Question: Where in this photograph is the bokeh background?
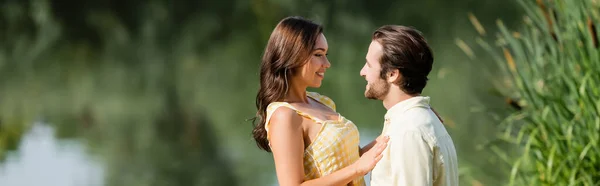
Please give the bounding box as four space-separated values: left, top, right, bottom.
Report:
1 0 598 185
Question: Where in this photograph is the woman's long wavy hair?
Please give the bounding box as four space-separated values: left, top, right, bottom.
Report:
252 16 323 152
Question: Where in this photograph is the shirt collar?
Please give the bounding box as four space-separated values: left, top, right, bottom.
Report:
384 96 431 120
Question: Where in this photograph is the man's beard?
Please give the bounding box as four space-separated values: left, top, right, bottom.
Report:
364 78 390 100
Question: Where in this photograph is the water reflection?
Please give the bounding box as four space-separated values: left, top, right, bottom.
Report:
0 123 104 186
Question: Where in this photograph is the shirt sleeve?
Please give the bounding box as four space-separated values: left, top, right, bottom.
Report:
388 130 434 186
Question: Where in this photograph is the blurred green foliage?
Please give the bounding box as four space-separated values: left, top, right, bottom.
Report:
0 0 532 185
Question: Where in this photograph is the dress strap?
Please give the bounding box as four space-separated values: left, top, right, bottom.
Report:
307 92 336 111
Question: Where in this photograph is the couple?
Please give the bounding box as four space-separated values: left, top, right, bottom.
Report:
252 16 459 186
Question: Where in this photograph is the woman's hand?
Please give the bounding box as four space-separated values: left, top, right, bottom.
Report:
359 135 390 156
352 136 389 175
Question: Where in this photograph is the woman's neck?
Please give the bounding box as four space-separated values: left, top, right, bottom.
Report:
283 83 308 103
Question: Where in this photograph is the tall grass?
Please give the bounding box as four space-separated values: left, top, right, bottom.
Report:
465 0 600 185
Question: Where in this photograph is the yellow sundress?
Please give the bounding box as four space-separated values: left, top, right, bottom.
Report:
265 92 365 186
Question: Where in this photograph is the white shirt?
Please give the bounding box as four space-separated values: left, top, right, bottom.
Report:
370 96 459 186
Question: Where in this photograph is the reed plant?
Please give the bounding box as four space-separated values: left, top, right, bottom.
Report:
462 0 600 185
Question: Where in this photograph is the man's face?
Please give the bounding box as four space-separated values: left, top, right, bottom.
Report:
360 41 390 100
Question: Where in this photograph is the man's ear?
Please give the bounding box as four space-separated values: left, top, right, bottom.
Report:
387 69 401 83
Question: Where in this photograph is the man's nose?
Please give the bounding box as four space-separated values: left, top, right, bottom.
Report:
359 66 366 77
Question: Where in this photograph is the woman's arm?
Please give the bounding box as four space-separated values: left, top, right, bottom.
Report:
269 107 388 186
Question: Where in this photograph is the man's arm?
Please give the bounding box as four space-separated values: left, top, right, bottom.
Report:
389 130 434 186
359 135 387 156
431 107 444 124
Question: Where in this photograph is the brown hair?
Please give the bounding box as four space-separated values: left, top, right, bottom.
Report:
372 25 433 95
252 16 323 152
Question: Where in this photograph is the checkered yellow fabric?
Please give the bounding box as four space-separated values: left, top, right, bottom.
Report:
265 92 365 186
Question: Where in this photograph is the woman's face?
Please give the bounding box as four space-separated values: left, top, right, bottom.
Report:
291 33 330 88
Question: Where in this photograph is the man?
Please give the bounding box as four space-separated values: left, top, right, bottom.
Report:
360 25 459 186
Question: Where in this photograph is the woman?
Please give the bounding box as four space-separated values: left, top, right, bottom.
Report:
252 16 389 186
